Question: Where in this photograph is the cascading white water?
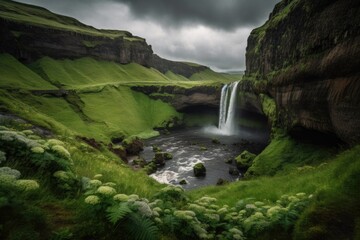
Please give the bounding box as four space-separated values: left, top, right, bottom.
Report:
218 81 240 135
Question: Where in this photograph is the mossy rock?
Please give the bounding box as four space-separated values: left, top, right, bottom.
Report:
216 178 229 185
164 152 173 160
235 150 256 171
144 162 157 175
132 157 146 167
179 179 187 185
122 137 144 155
224 158 233 164
212 138 220 144
200 146 208 151
154 152 166 166
152 145 162 152
193 163 206 177
229 167 240 176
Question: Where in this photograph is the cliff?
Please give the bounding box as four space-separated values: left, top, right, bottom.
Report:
244 0 360 144
0 0 208 77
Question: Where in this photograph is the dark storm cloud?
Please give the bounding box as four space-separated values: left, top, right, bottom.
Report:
116 0 279 30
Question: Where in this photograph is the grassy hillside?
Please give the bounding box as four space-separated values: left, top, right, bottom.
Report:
0 53 236 141
0 54 57 90
0 0 142 40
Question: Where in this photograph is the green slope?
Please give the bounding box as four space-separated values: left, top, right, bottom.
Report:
0 54 57 90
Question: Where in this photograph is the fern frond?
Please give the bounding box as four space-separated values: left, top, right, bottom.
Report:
106 203 131 225
126 213 158 240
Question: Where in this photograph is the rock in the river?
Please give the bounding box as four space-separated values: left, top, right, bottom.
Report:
224 158 233 164
144 162 157 175
164 152 173 160
154 153 166 166
179 179 187 185
236 150 256 171
132 157 146 167
229 167 240 176
152 145 162 153
216 178 229 186
193 163 206 177
122 137 144 155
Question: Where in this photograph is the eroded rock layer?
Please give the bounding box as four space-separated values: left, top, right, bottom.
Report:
245 0 360 144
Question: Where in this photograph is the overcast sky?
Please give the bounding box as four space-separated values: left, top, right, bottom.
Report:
17 0 279 71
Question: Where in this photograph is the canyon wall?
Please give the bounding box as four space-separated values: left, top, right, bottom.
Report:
244 0 360 144
0 1 208 77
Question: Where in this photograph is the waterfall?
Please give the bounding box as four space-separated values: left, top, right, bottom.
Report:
217 81 239 135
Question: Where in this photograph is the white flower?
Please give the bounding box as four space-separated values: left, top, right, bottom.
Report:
89 179 102 188
113 194 129 202
97 186 116 196
0 167 21 179
31 146 45 154
47 139 65 146
85 195 100 205
53 171 70 180
128 194 139 201
16 179 40 191
134 201 153 217
51 145 71 159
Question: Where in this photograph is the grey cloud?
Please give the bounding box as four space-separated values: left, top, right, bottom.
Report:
111 0 279 30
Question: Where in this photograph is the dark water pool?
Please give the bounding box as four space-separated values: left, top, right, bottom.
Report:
140 125 269 190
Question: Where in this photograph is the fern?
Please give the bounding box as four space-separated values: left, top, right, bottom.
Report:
161 214 180 233
126 213 158 240
106 203 131 225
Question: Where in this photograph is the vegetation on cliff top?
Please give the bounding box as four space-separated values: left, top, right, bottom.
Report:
0 0 143 40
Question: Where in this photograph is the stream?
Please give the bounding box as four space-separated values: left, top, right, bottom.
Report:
140 126 269 189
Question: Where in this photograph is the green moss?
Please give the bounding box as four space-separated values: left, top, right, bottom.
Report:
190 69 240 82
246 135 333 177
235 150 256 170
190 145 359 207
259 94 277 126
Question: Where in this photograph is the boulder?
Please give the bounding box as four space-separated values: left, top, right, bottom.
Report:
144 162 157 175
235 150 256 171
193 163 206 177
216 178 229 186
229 167 240 176
122 137 144 155
154 153 166 166
179 179 187 185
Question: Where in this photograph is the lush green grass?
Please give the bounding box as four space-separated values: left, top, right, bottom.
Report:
0 54 57 90
246 135 334 176
0 86 180 141
0 53 236 142
189 144 359 207
29 57 232 89
30 57 171 87
190 69 241 82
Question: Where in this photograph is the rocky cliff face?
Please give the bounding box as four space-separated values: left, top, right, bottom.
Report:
244 0 360 144
0 1 207 77
131 85 221 111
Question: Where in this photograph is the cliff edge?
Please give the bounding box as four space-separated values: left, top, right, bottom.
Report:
0 0 208 77
244 0 360 144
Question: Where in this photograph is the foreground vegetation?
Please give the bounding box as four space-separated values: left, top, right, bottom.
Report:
1 119 359 240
